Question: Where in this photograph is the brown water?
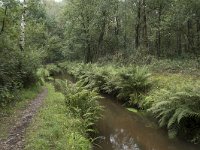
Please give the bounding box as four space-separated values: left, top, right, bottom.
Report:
94 98 200 150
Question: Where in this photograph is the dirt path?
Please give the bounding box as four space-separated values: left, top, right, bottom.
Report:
0 89 48 150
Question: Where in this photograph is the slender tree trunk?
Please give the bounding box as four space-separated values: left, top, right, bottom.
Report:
187 20 191 51
115 2 120 52
177 26 182 56
135 0 141 49
0 6 8 35
85 39 91 63
156 5 162 57
19 0 26 51
123 0 127 50
142 0 148 49
97 10 106 59
196 19 200 55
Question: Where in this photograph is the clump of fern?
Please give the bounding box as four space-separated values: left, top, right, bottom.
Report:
46 64 62 76
147 84 200 142
36 68 51 85
58 62 152 107
57 80 102 133
116 66 152 105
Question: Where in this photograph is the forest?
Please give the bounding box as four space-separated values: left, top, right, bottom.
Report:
0 0 200 150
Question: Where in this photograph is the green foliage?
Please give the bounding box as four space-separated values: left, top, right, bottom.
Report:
36 68 50 85
146 79 200 142
0 0 47 106
55 80 102 132
58 62 152 107
25 84 92 150
46 64 62 76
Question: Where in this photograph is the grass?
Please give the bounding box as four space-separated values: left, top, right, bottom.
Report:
25 84 92 150
0 84 41 139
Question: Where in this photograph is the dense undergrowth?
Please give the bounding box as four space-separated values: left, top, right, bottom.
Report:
58 62 152 107
146 74 200 143
25 83 102 150
98 54 200 76
46 61 200 144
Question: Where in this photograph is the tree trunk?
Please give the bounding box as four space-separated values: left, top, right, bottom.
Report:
115 2 120 51
135 0 141 49
196 19 200 55
142 0 148 49
97 10 106 59
0 5 8 35
177 29 182 56
85 39 91 63
123 0 127 50
156 5 162 57
19 0 26 51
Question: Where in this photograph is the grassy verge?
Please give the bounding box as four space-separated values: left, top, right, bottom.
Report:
25 84 95 150
0 85 41 139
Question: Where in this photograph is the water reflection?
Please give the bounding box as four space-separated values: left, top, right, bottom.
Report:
110 128 140 150
94 98 200 150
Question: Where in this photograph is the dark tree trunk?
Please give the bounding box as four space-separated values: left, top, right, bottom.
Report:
196 19 200 55
135 0 141 49
0 6 8 35
85 40 91 63
142 0 148 49
156 5 162 57
177 29 182 56
124 0 127 50
187 20 191 51
97 10 106 59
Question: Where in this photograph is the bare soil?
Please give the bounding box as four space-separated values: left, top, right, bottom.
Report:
0 89 47 150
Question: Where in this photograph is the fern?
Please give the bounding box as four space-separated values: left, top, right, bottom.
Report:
147 84 200 141
55 80 102 133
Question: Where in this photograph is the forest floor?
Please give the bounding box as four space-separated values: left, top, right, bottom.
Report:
0 88 47 150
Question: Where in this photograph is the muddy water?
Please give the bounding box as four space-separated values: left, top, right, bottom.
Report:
94 98 200 150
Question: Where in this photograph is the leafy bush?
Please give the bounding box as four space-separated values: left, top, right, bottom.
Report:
0 46 43 106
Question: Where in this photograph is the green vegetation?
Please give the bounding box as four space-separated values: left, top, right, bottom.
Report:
58 62 152 107
1 0 200 148
146 74 200 143
0 84 41 139
56 61 200 143
25 83 102 150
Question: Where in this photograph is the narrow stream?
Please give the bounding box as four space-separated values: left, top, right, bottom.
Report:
94 97 200 150
55 74 200 150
